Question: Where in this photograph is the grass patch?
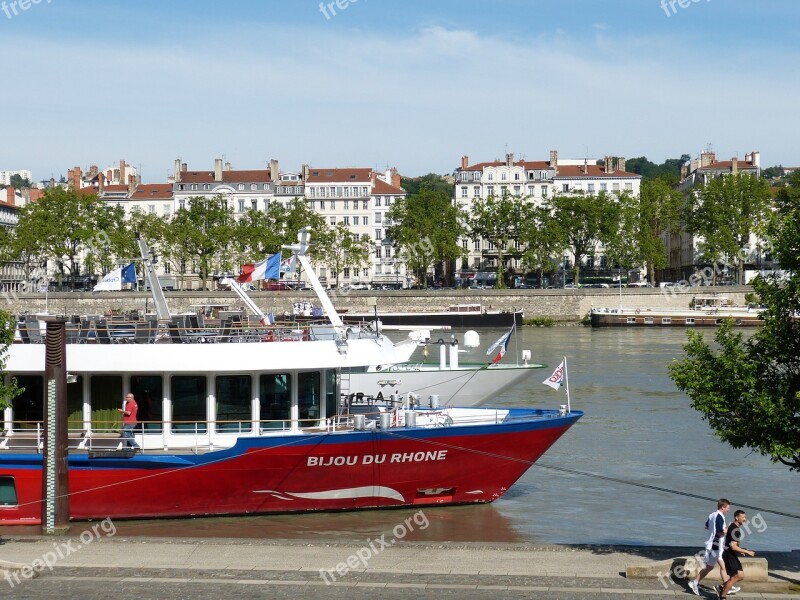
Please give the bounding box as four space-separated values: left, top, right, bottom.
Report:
523 317 554 327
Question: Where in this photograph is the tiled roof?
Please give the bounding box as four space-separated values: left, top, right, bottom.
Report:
130 184 174 200
462 160 552 172
178 169 272 184
371 178 405 195
306 168 373 183
553 165 640 178
698 160 757 171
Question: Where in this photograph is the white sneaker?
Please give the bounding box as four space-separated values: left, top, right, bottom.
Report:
688 580 700 595
729 586 741 595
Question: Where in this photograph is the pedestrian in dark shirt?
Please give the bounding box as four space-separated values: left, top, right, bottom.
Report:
717 510 755 599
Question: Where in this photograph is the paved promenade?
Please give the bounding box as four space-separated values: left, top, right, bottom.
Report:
2 536 798 599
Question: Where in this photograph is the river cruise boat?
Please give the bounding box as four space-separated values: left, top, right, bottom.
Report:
342 304 524 328
0 231 581 524
590 296 764 328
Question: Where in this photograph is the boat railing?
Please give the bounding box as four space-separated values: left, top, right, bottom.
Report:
12 317 377 345
0 409 552 454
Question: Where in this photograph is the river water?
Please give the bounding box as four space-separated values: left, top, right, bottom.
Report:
9 327 798 550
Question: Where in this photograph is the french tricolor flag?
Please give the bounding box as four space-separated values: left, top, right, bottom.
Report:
486 327 513 364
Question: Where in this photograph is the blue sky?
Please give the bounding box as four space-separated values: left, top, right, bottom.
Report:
3 0 799 182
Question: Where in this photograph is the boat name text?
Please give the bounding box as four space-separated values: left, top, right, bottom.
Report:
307 450 447 467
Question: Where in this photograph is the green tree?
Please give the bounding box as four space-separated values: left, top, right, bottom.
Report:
386 184 465 285
165 195 235 290
467 194 528 288
9 174 31 189
630 179 683 285
519 204 565 288
688 173 773 284
0 310 22 410
669 173 800 471
547 191 621 285
314 222 371 288
399 173 453 197
14 188 118 289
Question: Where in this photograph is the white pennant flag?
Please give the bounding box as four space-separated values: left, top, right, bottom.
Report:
543 360 565 390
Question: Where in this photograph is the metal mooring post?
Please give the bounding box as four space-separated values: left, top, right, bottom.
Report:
42 318 69 535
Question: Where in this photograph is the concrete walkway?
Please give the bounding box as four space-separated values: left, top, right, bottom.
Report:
2 536 798 598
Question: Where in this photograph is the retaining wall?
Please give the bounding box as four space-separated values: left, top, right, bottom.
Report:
2 287 753 323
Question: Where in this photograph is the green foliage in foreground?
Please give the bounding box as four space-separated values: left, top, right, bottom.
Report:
522 317 555 327
0 310 22 410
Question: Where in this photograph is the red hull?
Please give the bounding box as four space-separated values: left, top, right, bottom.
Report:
1 416 578 524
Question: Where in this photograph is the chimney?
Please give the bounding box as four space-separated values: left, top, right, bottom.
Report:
461 155 469 170
98 172 105 194
119 160 126 186
224 161 231 171
174 159 182 182
505 152 514 167
5 187 13 205
549 150 558 174
68 167 81 190
680 163 688 180
214 158 223 182
270 159 279 183
604 156 613 174
750 151 760 168
618 157 626 173
391 167 401 189
731 157 738 174
128 174 136 196
301 164 310 182
49 177 55 189
181 162 188 172
88 165 98 178
106 169 113 182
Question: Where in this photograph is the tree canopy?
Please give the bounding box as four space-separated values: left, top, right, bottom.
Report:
0 310 22 411
386 184 464 285
687 173 773 284
669 173 800 471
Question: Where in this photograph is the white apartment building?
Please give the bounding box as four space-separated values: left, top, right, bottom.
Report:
304 167 406 288
0 169 33 186
664 150 766 282
172 158 280 215
454 151 641 282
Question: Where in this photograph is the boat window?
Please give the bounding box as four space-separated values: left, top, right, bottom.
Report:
626 317 636 324
662 317 672 325
171 376 208 433
0 477 18 506
298 371 321 425
130 375 163 433
11 375 43 430
67 375 84 430
686 318 695 325
325 370 338 421
644 317 654 325
216 375 252 433
260 373 291 430
91 375 123 433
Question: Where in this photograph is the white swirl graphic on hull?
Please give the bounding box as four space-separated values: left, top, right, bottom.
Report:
254 486 404 502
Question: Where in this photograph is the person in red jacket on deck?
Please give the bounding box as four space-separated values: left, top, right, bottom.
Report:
118 393 140 449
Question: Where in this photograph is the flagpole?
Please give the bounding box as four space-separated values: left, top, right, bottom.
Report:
563 355 571 414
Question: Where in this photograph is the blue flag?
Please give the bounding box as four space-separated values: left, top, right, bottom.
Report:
264 252 282 280
121 262 137 284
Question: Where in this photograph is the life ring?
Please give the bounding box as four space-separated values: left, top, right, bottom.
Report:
262 330 274 342
635 308 641 315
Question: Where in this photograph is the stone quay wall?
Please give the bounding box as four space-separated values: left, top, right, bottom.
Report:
2 287 753 323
